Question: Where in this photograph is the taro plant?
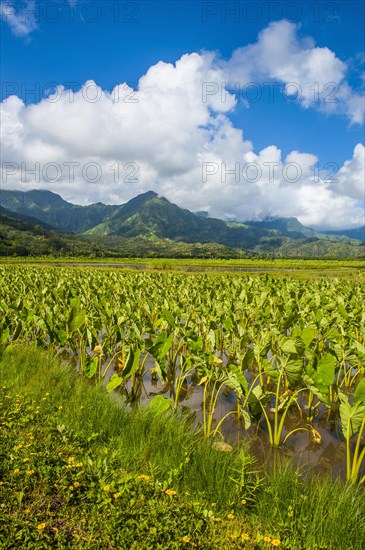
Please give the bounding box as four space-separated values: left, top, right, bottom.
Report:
198 357 248 439
255 337 310 447
303 353 337 423
108 344 150 403
1 263 365 477
338 378 365 484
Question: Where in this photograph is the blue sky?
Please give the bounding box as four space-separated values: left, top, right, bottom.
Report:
1 1 364 228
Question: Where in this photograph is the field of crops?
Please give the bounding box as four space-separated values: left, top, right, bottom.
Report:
1 265 364 484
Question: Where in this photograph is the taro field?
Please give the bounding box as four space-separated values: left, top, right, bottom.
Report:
1 265 364 484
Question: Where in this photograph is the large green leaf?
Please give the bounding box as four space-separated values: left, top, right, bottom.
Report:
151 332 173 360
122 348 142 378
221 365 247 397
148 395 172 415
316 353 336 387
301 326 318 348
339 398 365 439
83 356 99 379
354 378 365 405
69 310 86 332
278 336 297 355
240 348 254 370
163 309 175 327
285 358 303 387
263 359 279 381
303 374 329 406
106 374 123 393
249 385 270 418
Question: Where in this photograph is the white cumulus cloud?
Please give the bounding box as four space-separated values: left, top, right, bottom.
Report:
1 21 364 230
222 20 364 124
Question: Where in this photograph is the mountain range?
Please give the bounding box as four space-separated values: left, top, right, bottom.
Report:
0 189 364 258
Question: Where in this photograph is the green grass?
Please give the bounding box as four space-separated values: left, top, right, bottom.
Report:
0 346 255 509
1 346 365 549
255 463 365 550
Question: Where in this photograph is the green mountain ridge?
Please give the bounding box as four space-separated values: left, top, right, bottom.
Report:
0 205 56 230
0 207 246 259
0 189 118 233
321 226 365 241
0 189 364 258
246 216 363 243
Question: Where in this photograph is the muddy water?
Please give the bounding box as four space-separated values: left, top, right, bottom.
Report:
60 346 355 480
89 354 351 480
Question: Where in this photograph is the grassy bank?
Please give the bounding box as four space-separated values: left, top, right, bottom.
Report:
1 346 364 549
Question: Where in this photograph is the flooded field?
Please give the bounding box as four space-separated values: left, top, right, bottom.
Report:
1 265 364 484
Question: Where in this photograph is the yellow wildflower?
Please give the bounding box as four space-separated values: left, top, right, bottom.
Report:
272 540 281 547
241 499 247 505
113 492 121 499
73 482 80 488
241 533 250 540
227 513 235 520
138 474 150 481
182 536 191 543
37 523 46 530
103 485 110 492
13 468 20 475
27 470 34 475
69 486 74 491
264 536 271 542
23 457 29 462
165 489 176 496
76 462 83 467
214 518 221 522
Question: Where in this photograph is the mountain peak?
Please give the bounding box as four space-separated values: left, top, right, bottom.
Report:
141 190 158 199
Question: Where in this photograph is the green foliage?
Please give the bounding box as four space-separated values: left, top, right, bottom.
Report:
1 346 364 549
0 266 364 485
255 464 365 549
0 346 260 549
